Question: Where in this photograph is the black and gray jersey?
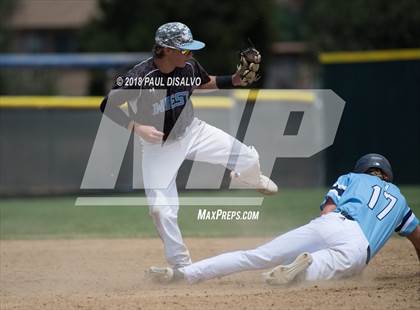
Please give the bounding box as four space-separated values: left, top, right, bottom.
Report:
100 57 210 141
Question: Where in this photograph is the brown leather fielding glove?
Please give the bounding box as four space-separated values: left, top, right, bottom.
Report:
236 47 261 86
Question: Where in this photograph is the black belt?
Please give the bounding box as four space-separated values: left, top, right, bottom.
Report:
340 211 355 221
366 246 371 265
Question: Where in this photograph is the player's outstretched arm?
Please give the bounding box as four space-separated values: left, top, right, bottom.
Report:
198 75 242 89
406 225 420 262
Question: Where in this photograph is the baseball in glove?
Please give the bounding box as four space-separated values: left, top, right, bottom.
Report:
236 46 261 86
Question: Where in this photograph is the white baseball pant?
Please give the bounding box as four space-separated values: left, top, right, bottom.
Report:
181 212 370 283
142 118 262 268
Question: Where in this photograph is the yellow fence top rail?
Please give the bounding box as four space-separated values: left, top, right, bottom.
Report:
0 96 234 109
233 90 315 102
0 96 102 109
0 91 315 109
319 48 420 64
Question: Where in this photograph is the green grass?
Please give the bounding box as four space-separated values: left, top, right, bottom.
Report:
1 187 419 239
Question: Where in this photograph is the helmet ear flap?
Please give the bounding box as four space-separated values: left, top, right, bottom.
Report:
366 168 388 181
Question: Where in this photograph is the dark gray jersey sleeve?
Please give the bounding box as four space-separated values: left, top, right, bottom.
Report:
190 58 211 85
99 68 141 129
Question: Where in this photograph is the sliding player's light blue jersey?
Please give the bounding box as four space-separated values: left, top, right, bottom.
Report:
322 173 418 258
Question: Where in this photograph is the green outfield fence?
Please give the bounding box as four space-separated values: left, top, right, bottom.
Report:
319 48 420 184
2 46 420 197
0 91 325 196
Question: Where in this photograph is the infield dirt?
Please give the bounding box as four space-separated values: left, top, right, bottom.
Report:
1 238 419 310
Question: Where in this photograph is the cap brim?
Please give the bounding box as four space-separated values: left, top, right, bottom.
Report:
179 40 205 50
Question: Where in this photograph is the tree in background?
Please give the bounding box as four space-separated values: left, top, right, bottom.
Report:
79 0 420 94
80 0 275 75
302 0 420 51
0 0 15 52
0 0 16 93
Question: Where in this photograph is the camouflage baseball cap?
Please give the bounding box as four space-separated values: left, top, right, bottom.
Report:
155 22 205 50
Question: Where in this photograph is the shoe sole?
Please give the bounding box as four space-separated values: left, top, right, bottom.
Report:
262 252 312 285
256 188 277 195
231 172 278 195
146 266 174 283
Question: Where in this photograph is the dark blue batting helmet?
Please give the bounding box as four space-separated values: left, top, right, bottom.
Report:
353 153 393 182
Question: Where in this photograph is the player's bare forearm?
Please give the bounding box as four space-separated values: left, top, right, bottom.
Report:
407 226 420 262
321 197 337 215
231 72 242 86
415 247 420 262
198 76 217 89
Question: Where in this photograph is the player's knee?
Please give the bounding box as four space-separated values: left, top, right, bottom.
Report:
149 206 176 220
240 249 273 267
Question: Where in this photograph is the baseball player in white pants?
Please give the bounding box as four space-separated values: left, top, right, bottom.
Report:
100 22 277 270
150 154 420 284
144 117 269 267
180 212 370 283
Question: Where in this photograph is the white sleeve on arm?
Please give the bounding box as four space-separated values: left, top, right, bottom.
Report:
395 207 419 236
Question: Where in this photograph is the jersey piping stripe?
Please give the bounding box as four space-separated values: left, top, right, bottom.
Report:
132 57 153 69
135 68 160 103
333 183 347 190
330 185 345 197
395 210 413 232
399 212 416 233
186 62 195 79
125 65 159 115
141 68 160 79
327 189 341 200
